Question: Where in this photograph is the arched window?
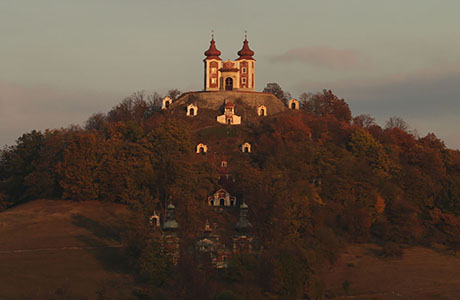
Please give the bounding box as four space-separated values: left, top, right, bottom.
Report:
210 200 214 206
166 101 170 108
220 198 225 206
260 108 265 116
225 78 233 91
227 118 231 125
200 147 205 154
291 102 296 109
244 147 249 153
190 108 195 116
230 200 234 206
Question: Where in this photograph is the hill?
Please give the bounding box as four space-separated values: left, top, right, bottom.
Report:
1 89 460 299
0 199 137 299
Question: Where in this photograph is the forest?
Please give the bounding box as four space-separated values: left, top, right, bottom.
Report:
1 86 460 300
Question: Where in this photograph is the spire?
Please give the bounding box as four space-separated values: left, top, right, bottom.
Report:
162 203 179 232
204 31 222 60
237 32 255 60
235 202 253 233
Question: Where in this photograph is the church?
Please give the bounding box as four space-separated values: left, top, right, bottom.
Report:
203 34 255 92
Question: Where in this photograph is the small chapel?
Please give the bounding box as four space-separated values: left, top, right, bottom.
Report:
203 33 255 92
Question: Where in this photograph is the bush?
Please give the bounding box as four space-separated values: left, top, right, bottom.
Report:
380 242 404 257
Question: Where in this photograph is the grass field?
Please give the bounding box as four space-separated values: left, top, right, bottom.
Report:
321 243 460 300
0 199 137 300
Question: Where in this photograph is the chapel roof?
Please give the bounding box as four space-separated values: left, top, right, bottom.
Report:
204 37 222 60
237 38 255 60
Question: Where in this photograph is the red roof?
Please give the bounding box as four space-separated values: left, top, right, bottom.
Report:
237 39 255 60
204 38 222 60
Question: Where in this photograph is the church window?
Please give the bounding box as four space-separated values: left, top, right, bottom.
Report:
225 77 233 91
242 67 247 73
221 161 227 168
190 108 195 116
260 108 265 116
200 147 205 154
220 198 225 206
227 119 231 125
230 200 234 206
211 78 216 84
212 67 217 73
165 101 170 108
244 147 249 153
210 200 214 206
242 78 246 83
291 102 296 109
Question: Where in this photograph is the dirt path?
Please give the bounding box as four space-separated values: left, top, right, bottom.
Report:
0 244 123 254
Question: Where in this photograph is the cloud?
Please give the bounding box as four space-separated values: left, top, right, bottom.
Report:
271 46 366 70
0 80 122 147
292 68 460 149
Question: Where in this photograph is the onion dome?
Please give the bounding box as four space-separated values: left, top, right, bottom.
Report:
162 203 179 232
237 38 255 60
204 38 222 60
235 202 253 233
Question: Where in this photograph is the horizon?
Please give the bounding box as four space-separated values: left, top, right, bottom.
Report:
1 0 459 149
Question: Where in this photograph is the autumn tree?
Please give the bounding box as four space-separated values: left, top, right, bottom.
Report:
385 116 409 132
352 113 376 128
302 89 352 123
167 89 182 101
0 130 45 203
263 82 291 104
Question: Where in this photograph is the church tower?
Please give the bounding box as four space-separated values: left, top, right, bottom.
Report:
236 34 255 91
204 34 222 91
203 33 256 92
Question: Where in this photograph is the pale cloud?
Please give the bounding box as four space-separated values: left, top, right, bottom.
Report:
271 46 367 70
292 68 460 149
0 81 122 146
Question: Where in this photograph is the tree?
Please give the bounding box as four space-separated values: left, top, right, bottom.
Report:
167 89 182 101
0 130 45 203
385 116 409 132
302 89 352 123
352 114 376 128
84 113 106 131
263 83 291 104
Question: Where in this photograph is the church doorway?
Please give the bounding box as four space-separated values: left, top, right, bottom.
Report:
225 78 233 91
291 103 296 109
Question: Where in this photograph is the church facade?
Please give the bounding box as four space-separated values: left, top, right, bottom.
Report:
203 35 255 92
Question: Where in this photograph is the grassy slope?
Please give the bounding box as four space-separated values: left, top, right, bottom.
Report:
0 199 136 300
322 244 460 300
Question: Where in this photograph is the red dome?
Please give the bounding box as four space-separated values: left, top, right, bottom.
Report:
237 39 255 60
204 38 222 60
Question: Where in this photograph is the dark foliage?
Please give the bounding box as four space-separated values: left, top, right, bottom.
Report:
1 89 460 299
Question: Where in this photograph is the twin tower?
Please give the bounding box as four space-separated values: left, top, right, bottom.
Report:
204 35 255 92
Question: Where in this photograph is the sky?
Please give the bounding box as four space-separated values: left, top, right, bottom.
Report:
1 0 459 149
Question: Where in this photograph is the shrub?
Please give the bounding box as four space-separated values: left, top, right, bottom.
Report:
380 242 404 257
